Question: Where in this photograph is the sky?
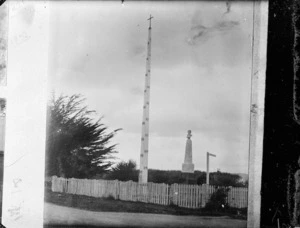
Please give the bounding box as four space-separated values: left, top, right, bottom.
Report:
48 1 254 174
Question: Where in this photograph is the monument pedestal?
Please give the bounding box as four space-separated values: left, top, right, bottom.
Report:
182 163 194 173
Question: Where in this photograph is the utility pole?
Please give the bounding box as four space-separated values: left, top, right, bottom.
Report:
139 15 153 184
206 152 216 185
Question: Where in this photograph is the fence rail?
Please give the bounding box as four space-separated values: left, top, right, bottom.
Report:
51 176 247 209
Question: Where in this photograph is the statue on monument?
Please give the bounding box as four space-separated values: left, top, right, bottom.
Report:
187 130 192 139
182 130 194 173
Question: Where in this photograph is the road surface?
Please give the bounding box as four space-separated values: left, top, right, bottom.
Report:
44 202 247 228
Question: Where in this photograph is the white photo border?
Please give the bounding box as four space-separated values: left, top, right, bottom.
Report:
0 1 268 227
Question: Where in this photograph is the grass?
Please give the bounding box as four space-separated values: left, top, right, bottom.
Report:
44 187 247 220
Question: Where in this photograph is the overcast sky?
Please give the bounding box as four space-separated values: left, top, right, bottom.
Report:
48 1 254 174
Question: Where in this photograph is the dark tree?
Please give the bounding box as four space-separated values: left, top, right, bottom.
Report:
147 169 245 187
196 173 206 185
106 160 138 181
210 172 245 187
148 169 172 184
45 94 121 178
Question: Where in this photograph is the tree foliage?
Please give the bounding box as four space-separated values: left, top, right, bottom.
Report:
105 166 247 187
209 171 245 187
106 160 138 181
148 169 246 187
45 94 121 178
148 170 185 184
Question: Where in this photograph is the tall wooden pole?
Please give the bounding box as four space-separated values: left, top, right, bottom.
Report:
206 152 216 185
206 152 209 185
139 15 153 184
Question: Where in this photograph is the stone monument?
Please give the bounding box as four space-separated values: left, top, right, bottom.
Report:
182 130 194 173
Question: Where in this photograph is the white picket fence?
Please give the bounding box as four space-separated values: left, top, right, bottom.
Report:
51 176 248 209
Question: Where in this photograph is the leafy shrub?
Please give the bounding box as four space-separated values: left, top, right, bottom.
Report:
106 160 138 182
205 187 229 211
169 201 179 208
106 194 115 200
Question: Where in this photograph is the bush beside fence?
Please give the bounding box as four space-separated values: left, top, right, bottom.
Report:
51 176 247 209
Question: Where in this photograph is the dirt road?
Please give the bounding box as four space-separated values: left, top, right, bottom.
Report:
44 202 247 228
